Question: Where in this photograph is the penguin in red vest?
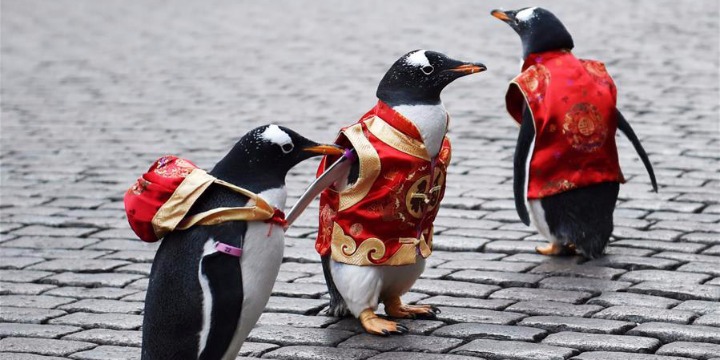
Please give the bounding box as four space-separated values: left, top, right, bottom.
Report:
491 7 657 258
139 125 342 359
315 50 486 335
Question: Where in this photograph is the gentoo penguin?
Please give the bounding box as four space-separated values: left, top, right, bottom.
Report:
141 125 342 360
315 50 486 335
491 7 658 258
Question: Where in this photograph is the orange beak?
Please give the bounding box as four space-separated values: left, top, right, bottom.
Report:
303 144 344 156
491 9 512 22
449 63 487 75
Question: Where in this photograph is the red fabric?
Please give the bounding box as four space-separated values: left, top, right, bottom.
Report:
264 209 287 228
506 51 625 199
124 155 199 242
315 101 451 264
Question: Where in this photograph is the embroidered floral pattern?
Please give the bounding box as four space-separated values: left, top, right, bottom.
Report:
562 102 609 152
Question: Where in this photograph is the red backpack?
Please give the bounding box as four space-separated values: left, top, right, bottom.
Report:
124 155 284 242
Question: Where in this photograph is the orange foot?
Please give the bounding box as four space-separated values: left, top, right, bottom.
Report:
536 242 577 256
384 297 440 319
359 309 408 336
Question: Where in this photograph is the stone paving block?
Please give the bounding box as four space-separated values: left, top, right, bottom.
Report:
593 306 697 325
703 245 720 256
88 229 137 240
418 296 514 311
5 249 110 260
431 236 490 252
677 262 720 277
506 301 603 318
538 277 631 294
366 352 481 360
0 281 56 295
68 345 141 360
542 331 660 353
629 281 720 301
420 268 455 280
0 353 67 360
271 282 328 298
10 226 97 238
654 252 720 264
584 255 679 270
674 300 720 315
256 313 338 328
264 296 328 315
58 299 143 314
39 272 144 288
0 337 96 356
238 342 280 357
530 262 625 280
27 259 130 273
435 306 526 325
570 352 693 360
0 295 76 309
694 313 720 327
586 292 680 309
451 339 577 360
619 270 713 284
483 240 546 254
432 251 506 261
604 246 656 257
247 325 354 346
411 279 499 298
62 329 141 347
490 288 593 304
438 260 535 272
519 316 635 334
0 323 82 339
0 257 45 269
263 345 378 360
100 250 155 263
125 278 148 290
0 270 54 283
49 312 143 330
502 253 552 263
329 318 445 335
655 341 720 359
627 322 720 344
613 240 708 254
447 270 544 287
432 322 547 341
339 333 462 353
0 307 67 324
85 239 158 251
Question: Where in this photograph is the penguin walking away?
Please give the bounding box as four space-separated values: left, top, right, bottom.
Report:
140 125 342 360
491 7 657 258
315 50 486 335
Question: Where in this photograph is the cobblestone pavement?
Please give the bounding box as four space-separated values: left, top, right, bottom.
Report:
1 0 719 359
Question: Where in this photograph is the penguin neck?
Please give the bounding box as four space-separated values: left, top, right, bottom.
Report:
210 154 286 197
390 102 448 158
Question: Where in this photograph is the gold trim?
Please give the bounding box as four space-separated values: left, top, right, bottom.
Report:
152 169 216 237
338 124 381 211
366 116 430 161
329 223 431 266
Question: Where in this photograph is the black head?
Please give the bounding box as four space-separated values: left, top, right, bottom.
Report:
210 125 342 189
376 50 486 107
491 7 574 59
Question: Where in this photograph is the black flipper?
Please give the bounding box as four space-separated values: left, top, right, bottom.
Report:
198 222 246 360
514 106 535 226
616 109 658 192
321 255 350 317
541 182 619 259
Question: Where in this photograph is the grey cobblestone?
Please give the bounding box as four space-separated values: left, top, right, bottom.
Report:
542 331 660 353
339 333 462 354
2 0 718 358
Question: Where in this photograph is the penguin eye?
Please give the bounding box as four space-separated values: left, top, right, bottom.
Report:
421 65 434 75
281 143 294 154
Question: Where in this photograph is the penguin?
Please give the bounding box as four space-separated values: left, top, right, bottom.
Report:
490 7 658 258
315 50 486 335
141 125 342 360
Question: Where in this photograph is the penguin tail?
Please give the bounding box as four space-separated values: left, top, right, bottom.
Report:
321 255 350 317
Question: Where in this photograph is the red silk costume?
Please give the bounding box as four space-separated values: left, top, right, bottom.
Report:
505 50 625 199
315 101 451 266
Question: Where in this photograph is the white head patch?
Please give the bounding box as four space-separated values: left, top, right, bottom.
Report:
405 50 431 68
516 7 538 22
261 125 294 152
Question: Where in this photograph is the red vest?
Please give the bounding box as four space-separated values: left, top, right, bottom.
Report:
506 50 625 199
315 101 451 266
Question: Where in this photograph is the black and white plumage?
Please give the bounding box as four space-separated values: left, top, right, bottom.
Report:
141 125 340 360
492 7 658 258
322 50 486 334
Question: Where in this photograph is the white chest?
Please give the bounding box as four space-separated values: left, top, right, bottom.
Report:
392 103 448 158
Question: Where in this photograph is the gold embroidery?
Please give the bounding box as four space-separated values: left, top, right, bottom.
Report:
562 102 608 153
365 116 430 161
152 169 216 236
330 223 432 266
339 124 381 211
